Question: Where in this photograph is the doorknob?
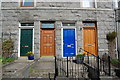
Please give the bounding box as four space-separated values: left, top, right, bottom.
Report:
22 45 29 47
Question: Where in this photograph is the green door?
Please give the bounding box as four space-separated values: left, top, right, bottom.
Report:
20 29 33 56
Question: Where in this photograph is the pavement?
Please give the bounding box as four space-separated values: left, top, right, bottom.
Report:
2 56 120 80
29 57 55 78
2 57 55 79
2 56 87 79
2 57 34 78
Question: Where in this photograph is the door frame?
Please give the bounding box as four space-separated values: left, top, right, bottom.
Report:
61 28 77 57
18 24 34 57
40 29 56 57
82 26 98 56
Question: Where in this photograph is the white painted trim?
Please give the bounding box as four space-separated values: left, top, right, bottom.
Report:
115 0 118 8
61 28 77 58
75 28 77 56
34 0 36 7
61 28 63 57
116 21 118 58
33 28 34 54
18 23 34 57
95 0 97 8
112 0 118 9
18 28 20 57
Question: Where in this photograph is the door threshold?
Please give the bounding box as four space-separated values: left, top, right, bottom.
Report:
18 57 28 60
40 56 55 60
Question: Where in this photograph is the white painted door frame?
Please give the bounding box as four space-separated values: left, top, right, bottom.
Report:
18 24 34 57
61 28 77 57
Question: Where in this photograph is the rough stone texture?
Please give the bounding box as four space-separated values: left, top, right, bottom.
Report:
1 1 117 58
0 0 2 80
36 2 81 8
97 2 113 9
34 21 40 59
1 2 116 9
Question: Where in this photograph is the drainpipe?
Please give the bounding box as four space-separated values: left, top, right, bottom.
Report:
114 8 119 59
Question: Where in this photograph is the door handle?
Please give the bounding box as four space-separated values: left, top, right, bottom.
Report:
22 45 29 47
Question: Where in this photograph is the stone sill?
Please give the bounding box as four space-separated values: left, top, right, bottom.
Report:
1 7 114 11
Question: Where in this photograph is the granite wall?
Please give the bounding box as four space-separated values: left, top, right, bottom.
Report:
1 1 116 59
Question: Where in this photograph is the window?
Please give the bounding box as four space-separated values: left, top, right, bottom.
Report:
83 22 95 27
82 0 95 8
112 0 118 8
21 22 34 26
41 23 55 28
118 1 120 7
62 23 75 26
21 0 34 7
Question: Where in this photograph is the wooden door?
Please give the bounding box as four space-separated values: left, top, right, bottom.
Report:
83 27 98 56
20 29 33 56
40 29 55 56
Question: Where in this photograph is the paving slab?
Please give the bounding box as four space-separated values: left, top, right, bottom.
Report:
29 57 55 78
2 58 34 78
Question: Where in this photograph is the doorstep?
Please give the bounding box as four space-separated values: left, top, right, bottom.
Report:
15 57 34 62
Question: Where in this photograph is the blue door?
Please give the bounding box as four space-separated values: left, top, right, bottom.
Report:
63 29 76 57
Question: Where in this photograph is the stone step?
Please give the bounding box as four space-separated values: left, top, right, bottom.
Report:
58 72 88 78
29 58 55 78
56 77 90 80
39 57 55 61
30 72 55 78
30 69 54 72
100 76 120 80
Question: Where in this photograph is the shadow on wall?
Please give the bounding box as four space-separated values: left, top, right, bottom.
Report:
118 50 120 58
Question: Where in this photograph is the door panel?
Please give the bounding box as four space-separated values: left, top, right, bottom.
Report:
63 29 76 57
20 29 33 56
83 27 98 56
40 30 55 56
